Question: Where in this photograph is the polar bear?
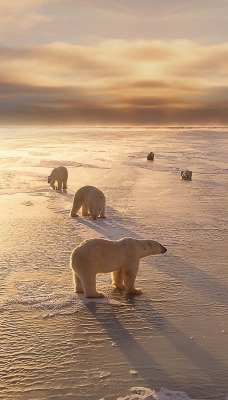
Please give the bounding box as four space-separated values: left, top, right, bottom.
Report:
48 166 68 190
70 237 167 298
70 185 106 220
181 169 192 180
147 152 154 161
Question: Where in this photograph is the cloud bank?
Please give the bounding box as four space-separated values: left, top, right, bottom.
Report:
1 39 228 126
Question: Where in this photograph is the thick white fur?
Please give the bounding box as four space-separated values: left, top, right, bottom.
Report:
70 185 106 220
70 237 167 298
181 169 192 180
48 166 68 190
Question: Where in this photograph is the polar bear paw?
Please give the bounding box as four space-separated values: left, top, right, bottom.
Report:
112 283 126 290
127 288 143 295
85 291 105 298
70 211 79 217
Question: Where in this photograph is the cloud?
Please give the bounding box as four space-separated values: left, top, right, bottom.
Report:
1 0 228 48
0 39 228 125
0 1 52 42
162 0 228 22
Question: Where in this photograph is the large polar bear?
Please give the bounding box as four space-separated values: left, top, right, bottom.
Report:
70 237 167 298
48 166 68 190
70 185 106 220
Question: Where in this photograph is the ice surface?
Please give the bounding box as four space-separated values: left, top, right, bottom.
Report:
0 127 227 400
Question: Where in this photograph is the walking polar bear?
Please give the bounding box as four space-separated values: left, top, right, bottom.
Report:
181 169 192 180
70 237 167 298
70 185 106 220
48 166 68 190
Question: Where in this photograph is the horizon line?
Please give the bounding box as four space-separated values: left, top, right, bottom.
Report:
0 124 228 129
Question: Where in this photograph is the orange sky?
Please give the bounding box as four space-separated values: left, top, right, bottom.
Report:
1 0 228 126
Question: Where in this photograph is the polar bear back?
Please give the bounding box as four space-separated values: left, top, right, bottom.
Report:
53 166 68 180
75 185 102 202
71 237 166 275
49 166 68 182
71 185 106 219
87 188 105 217
72 238 127 274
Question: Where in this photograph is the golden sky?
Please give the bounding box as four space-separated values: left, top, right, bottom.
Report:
1 0 228 126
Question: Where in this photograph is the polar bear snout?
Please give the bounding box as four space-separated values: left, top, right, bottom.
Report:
47 176 50 183
161 245 167 253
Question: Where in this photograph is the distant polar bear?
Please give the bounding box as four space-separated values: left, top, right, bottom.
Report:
70 185 106 220
70 237 167 298
181 169 192 180
147 152 154 161
48 166 68 190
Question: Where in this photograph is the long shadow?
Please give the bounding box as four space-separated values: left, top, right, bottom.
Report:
127 297 228 399
74 211 143 240
152 253 228 306
57 190 145 239
66 199 149 241
57 186 163 240
83 301 178 390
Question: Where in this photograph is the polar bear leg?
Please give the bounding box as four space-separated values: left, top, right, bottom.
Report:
73 273 84 293
71 197 82 217
100 208 106 218
81 273 105 298
50 181 56 189
123 263 142 295
82 204 90 216
63 178 67 189
112 270 125 290
56 179 62 190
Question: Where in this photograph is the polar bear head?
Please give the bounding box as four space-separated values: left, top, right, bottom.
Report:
88 189 106 220
136 239 167 259
48 168 58 184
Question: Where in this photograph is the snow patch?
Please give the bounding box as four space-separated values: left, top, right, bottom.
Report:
117 387 194 400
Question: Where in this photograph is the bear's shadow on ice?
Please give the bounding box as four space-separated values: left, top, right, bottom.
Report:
83 293 227 395
131 300 228 393
83 301 178 390
71 205 148 241
156 253 228 307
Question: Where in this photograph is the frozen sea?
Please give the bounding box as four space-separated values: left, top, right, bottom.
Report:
0 126 227 400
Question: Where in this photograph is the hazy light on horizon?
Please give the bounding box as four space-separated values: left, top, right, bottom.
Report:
0 1 228 126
